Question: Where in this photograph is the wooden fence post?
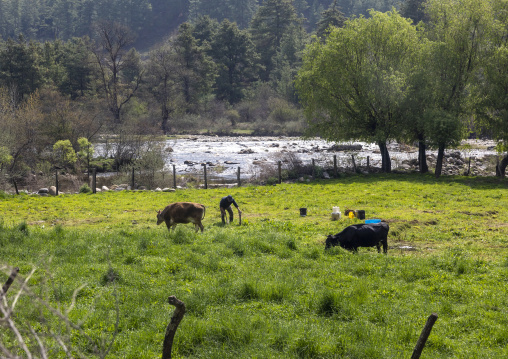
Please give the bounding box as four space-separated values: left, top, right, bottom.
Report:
367 156 370 173
237 167 241 187
92 168 97 194
334 155 337 177
411 313 438 359
162 296 186 359
312 159 315 178
202 164 207 189
173 165 176 189
131 167 135 189
467 157 471 176
351 155 357 173
55 169 59 196
277 161 282 184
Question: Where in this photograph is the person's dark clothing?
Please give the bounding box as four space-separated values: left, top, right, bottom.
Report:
222 206 234 223
220 196 238 224
220 196 238 209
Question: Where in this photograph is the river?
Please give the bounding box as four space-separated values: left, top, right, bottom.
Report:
154 136 499 181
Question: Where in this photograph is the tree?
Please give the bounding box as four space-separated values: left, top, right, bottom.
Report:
0 36 41 105
53 139 77 169
171 22 216 113
59 36 95 99
91 20 143 124
270 23 308 103
250 0 302 81
0 90 44 183
77 136 94 175
189 0 258 29
315 0 346 39
399 0 428 25
191 15 219 47
474 0 508 177
210 19 260 104
296 9 420 172
146 43 178 134
422 0 493 177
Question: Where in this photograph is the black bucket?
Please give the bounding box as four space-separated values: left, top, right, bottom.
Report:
300 208 307 217
357 210 365 220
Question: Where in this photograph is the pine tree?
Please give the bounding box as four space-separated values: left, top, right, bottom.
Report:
315 0 345 39
250 0 302 81
210 19 260 104
0 35 42 105
171 22 216 113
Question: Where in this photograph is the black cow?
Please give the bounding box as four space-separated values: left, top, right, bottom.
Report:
325 222 389 253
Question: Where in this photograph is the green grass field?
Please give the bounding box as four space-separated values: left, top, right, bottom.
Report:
1 173 508 358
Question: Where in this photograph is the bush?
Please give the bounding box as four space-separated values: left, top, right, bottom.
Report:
79 183 92 193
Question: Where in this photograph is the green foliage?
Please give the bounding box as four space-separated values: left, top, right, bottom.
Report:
210 19 260 104
53 140 77 168
77 137 94 161
296 9 420 171
78 183 92 193
315 0 346 39
251 0 302 81
0 146 13 166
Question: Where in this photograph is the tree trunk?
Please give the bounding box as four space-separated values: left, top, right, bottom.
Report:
435 144 445 178
161 104 170 134
418 137 428 173
497 153 508 177
378 142 391 173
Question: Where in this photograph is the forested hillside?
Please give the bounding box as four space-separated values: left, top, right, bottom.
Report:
1 0 508 194
0 0 398 48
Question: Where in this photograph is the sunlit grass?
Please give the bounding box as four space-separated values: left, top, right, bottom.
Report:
1 173 507 358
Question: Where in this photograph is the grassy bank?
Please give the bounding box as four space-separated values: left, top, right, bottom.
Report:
1 174 507 358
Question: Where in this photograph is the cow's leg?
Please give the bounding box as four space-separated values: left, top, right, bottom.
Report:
198 222 204 233
194 224 199 232
382 238 388 254
165 221 172 231
377 242 381 253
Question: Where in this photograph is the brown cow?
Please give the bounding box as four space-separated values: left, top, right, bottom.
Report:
156 202 206 232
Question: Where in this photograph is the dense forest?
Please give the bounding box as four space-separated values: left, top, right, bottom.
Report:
0 0 399 48
0 0 507 192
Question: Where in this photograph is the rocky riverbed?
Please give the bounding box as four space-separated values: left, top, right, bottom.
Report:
161 136 501 180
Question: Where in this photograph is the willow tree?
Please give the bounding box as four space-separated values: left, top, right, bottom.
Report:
475 0 508 177
295 9 420 172
422 0 494 178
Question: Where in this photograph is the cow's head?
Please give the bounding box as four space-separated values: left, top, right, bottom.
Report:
325 234 337 249
156 210 164 225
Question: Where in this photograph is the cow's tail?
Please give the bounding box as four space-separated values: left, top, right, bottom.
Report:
202 205 206 219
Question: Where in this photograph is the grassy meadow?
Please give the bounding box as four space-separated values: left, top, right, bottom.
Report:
1 173 508 358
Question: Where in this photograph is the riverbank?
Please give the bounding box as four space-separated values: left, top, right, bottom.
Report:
1 137 504 195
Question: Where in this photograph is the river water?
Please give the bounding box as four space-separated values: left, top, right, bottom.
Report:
155 136 498 181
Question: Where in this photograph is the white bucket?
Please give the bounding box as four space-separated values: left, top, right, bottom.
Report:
332 206 340 213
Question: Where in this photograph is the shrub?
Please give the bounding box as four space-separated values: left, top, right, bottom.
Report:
79 183 92 193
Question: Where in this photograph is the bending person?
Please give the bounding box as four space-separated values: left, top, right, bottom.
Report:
220 195 241 224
